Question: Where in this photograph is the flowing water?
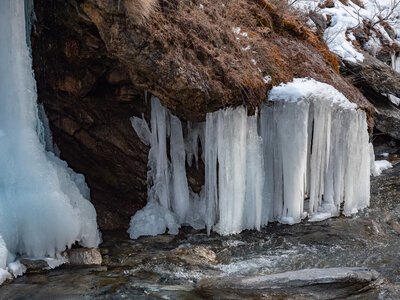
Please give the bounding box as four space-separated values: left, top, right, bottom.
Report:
0 157 399 299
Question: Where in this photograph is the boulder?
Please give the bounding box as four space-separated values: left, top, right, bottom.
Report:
170 246 218 266
66 248 102 266
196 267 383 299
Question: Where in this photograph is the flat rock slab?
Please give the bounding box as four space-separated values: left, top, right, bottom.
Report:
66 248 102 266
196 267 383 299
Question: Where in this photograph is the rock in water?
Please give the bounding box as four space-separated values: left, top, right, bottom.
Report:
196 267 383 299
170 247 217 266
66 248 102 266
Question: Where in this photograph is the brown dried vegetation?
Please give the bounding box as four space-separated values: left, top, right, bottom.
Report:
350 0 365 8
122 0 158 24
79 0 371 118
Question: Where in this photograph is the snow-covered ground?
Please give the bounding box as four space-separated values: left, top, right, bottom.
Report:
292 0 400 64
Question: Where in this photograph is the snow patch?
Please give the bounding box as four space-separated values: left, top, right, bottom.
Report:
369 144 393 176
232 27 241 35
263 75 272 84
388 94 400 106
268 78 357 109
8 261 27 278
372 160 393 176
242 45 251 51
292 0 400 63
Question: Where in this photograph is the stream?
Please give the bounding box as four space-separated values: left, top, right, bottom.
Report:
1 156 400 299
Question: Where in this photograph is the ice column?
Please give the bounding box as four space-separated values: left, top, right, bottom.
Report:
128 97 193 239
0 0 100 276
268 79 370 221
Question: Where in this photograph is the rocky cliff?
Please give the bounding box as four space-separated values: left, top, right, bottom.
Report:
31 0 372 229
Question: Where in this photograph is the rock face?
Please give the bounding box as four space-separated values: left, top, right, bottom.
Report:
31 0 371 229
196 267 383 299
341 54 400 139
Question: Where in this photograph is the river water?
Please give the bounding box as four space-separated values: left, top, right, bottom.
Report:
1 157 400 299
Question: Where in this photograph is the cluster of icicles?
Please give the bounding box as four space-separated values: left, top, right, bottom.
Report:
129 78 371 239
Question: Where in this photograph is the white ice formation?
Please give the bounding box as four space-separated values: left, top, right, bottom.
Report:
0 0 100 283
369 144 393 176
391 52 400 73
129 78 371 239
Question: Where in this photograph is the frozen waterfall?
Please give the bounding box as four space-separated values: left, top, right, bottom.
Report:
129 78 371 239
0 0 100 282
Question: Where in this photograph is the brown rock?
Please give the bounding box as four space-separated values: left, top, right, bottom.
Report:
19 259 50 273
170 246 218 266
66 248 102 266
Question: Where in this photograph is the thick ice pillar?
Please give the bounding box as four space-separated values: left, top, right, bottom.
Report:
0 0 100 277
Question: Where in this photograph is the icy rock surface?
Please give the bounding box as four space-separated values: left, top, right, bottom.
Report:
129 79 370 238
0 0 100 281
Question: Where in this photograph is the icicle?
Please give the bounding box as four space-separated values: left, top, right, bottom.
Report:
149 97 171 210
274 100 309 224
203 113 218 235
129 96 192 238
130 114 151 145
170 115 190 222
243 114 264 231
130 79 371 238
37 103 54 152
185 121 204 168
391 52 400 73
214 107 248 235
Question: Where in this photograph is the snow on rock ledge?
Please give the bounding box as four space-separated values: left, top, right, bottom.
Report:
129 78 371 238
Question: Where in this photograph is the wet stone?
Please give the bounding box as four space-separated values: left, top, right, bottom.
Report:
66 248 102 266
196 267 383 299
19 259 50 273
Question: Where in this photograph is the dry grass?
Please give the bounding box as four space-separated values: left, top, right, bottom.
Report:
123 0 158 24
148 0 364 111
82 0 372 118
350 0 365 8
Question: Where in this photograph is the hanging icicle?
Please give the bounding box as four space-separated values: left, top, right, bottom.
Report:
129 79 371 238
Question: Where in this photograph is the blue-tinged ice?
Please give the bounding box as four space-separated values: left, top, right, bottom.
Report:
0 0 100 281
